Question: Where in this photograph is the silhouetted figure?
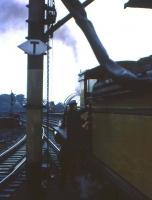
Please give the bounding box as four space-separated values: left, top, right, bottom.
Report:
59 100 84 188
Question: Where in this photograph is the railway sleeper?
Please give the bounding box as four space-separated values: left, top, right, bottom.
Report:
0 171 9 175
3 188 16 193
0 193 11 199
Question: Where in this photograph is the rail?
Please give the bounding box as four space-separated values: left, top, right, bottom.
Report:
0 134 26 197
43 133 60 152
0 157 26 188
0 116 63 198
0 135 26 160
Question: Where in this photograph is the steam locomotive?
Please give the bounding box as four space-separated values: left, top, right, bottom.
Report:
60 0 152 199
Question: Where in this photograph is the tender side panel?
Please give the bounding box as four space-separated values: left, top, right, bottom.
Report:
92 111 152 199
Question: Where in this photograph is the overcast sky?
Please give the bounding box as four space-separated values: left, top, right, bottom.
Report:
0 0 152 103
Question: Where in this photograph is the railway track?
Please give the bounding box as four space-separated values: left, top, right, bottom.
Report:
43 113 63 127
0 117 62 199
0 115 136 200
0 117 108 200
0 135 26 199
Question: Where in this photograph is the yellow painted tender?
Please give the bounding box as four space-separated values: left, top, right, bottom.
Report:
79 64 152 199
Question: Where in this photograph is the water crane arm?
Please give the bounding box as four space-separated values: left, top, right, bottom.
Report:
61 0 152 90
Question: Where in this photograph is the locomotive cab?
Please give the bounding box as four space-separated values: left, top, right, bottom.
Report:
79 66 104 107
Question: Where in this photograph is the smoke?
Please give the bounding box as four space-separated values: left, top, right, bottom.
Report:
0 0 78 59
0 0 27 32
54 25 78 61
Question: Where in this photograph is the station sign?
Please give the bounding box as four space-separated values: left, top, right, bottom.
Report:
18 39 51 55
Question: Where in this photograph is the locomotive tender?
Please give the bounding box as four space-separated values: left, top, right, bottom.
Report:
79 58 152 200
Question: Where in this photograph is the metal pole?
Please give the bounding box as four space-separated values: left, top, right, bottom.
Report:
26 0 44 198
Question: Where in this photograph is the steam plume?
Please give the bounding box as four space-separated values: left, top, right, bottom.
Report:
54 25 78 61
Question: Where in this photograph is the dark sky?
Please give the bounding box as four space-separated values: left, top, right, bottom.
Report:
0 0 27 32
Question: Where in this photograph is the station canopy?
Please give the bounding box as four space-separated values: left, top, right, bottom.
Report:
125 0 152 9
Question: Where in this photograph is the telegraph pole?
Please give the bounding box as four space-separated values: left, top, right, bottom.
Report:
26 0 44 198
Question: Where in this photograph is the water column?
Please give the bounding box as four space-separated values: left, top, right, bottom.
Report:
26 0 44 199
